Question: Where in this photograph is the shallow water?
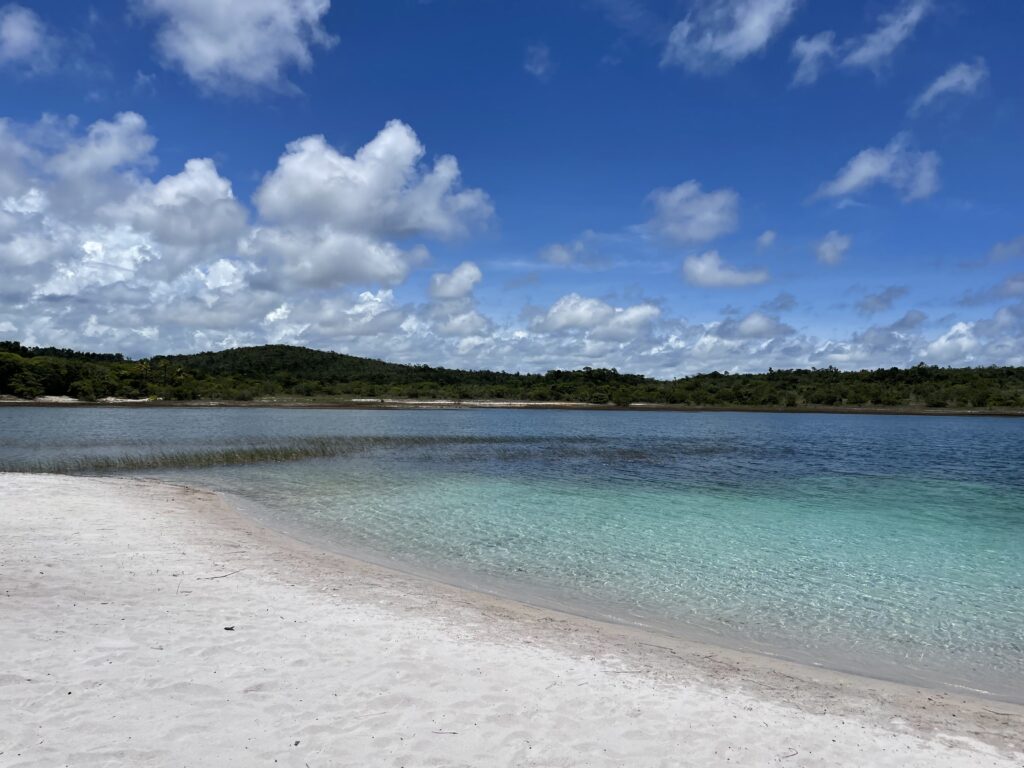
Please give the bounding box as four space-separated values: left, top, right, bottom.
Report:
2 406 1022 701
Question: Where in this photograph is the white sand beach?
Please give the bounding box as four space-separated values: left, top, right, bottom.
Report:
1 473 1022 767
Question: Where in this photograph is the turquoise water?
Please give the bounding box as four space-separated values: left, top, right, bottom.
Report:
1 407 1022 701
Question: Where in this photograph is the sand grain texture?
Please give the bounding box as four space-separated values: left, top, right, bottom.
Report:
1 473 1022 767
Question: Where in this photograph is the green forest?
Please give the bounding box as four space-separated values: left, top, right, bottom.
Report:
2 340 1024 410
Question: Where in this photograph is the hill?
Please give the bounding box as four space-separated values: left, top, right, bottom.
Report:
2 340 1024 410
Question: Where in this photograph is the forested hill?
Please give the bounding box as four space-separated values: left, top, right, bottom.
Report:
2 340 1024 410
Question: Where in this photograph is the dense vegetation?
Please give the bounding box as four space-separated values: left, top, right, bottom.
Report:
2 340 1024 409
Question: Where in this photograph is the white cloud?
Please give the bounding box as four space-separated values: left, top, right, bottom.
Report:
36 228 155 297
0 4 57 73
0 112 249 300
436 310 492 338
244 228 425 288
842 0 931 72
647 181 738 244
661 0 800 72
910 58 988 115
524 43 552 80
756 229 776 248
48 112 156 179
531 293 660 342
816 133 939 202
815 230 851 265
0 111 497 357
595 304 662 342
430 261 482 300
4 113 1024 375
133 0 337 94
188 258 259 310
715 311 794 339
533 294 615 332
251 120 490 290
264 304 291 324
790 31 835 86
2 187 47 215
255 121 491 239
682 250 768 287
925 321 978 364
114 157 248 276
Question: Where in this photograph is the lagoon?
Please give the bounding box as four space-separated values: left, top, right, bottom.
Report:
2 406 1022 702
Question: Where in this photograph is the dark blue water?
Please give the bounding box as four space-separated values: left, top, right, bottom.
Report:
1 406 1022 701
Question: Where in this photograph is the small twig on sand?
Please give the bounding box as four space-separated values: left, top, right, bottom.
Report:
197 569 244 580
432 730 458 735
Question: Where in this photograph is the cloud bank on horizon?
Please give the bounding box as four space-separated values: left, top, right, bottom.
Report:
0 0 1021 376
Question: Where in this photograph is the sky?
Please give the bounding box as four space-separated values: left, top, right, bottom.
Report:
0 0 1022 376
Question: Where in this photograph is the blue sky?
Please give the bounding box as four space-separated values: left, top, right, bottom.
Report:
0 0 1022 375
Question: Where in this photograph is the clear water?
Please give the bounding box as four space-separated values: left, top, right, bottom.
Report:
1 406 1022 702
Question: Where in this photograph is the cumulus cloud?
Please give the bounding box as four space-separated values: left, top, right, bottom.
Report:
856 285 907 314
430 261 483 300
646 181 738 244
292 290 411 340
910 58 988 115
48 112 156 180
756 229 776 248
251 120 491 290
790 31 835 86
0 111 492 357
0 111 248 303
715 311 794 339
530 293 660 342
532 294 616 332
0 3 57 73
132 0 337 94
255 121 491 239
661 0 800 73
523 43 552 80
683 251 768 287
842 0 931 71
435 309 492 338
816 133 939 202
4 114 1024 375
244 228 423 289
114 158 249 277
815 231 851 265
924 321 978 364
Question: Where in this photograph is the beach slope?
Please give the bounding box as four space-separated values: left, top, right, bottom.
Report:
1 473 1021 767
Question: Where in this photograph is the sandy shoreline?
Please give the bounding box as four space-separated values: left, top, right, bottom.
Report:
2 474 1022 766
3 397 1023 418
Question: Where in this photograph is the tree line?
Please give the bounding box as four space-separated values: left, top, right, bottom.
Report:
2 340 1023 409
